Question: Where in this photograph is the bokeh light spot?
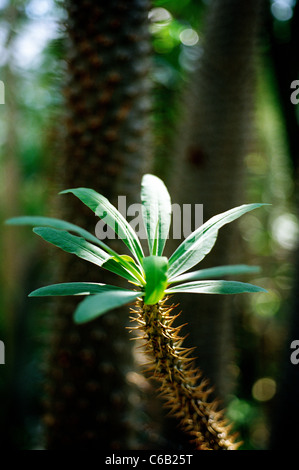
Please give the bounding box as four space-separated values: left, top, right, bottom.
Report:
179 28 199 46
271 0 293 21
252 377 276 402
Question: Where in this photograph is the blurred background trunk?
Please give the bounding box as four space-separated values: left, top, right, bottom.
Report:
43 0 153 450
166 0 263 403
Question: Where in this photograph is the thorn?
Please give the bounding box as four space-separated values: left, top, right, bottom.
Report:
142 365 156 374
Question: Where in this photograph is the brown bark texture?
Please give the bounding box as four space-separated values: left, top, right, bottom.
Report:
43 0 153 450
167 0 263 400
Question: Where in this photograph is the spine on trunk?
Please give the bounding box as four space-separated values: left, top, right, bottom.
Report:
44 0 152 449
131 298 240 450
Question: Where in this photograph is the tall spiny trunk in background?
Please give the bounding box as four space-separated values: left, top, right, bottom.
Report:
43 0 152 449
168 0 262 400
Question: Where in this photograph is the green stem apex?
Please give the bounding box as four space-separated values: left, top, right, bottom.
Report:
131 297 240 450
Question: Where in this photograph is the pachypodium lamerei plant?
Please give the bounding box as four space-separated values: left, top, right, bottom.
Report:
7 174 267 450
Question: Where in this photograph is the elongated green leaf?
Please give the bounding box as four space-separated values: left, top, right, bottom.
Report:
7 217 145 285
74 290 142 323
8 218 145 285
60 188 144 263
143 256 168 305
168 203 267 278
33 227 110 267
5 216 117 256
102 255 145 286
169 265 261 284
166 280 267 295
141 174 171 256
116 255 145 284
29 282 125 297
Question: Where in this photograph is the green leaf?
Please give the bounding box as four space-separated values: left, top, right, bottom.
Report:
166 280 267 295
169 265 261 284
74 290 142 324
141 174 172 256
168 204 268 278
33 227 110 267
8 218 145 285
60 188 144 263
102 255 145 286
143 255 168 305
5 216 117 256
29 282 125 297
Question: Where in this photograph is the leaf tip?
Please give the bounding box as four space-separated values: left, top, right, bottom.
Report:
258 286 268 293
4 217 24 226
73 309 90 325
59 189 72 195
32 226 43 235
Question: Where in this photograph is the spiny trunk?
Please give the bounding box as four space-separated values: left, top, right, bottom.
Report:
130 298 240 450
168 0 262 400
43 0 152 450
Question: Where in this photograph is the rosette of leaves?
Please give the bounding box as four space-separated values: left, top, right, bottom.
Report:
6 174 267 450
